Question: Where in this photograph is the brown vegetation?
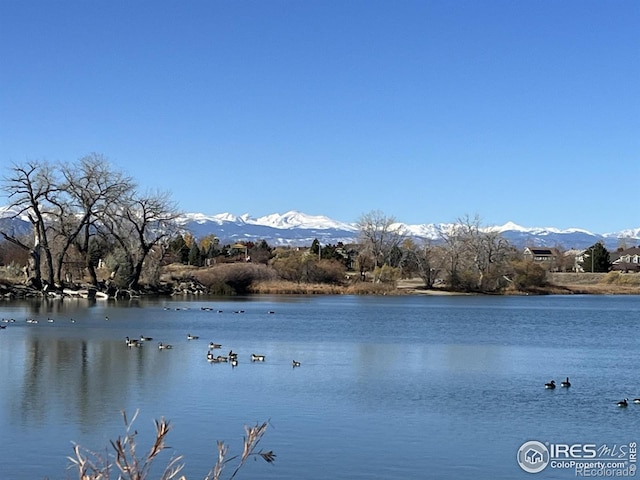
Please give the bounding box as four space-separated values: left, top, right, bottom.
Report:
545 272 640 295
249 279 400 295
68 410 274 480
3 261 640 298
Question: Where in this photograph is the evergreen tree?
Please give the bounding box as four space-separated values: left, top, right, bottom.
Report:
310 239 321 258
188 242 202 266
249 240 272 264
169 235 190 264
581 242 612 272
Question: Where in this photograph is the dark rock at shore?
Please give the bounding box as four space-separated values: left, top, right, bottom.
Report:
0 279 203 300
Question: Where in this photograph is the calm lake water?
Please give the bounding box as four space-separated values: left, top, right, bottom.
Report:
1 294 639 479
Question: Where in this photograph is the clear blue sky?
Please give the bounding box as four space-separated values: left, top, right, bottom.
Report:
1 1 638 233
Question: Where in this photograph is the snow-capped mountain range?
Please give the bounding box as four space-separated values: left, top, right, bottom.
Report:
181 212 640 250
2 206 639 250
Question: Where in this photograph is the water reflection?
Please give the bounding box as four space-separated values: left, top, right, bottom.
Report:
11 333 191 432
1 295 639 480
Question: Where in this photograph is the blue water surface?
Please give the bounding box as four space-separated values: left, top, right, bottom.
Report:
0 294 639 479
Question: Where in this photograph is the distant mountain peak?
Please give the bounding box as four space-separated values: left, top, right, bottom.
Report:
2 206 639 249
494 221 528 232
251 211 357 231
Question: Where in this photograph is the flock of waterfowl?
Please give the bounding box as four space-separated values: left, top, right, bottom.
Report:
2 317 75 325
545 376 640 407
2 309 302 369
124 332 301 368
121 308 302 368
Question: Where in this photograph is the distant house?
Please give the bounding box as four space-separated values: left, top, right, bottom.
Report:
523 247 559 270
610 247 640 273
563 248 585 272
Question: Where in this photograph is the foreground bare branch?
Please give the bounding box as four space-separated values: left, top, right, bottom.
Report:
67 411 274 480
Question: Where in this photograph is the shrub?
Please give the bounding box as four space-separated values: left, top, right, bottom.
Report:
68 410 275 480
372 265 400 284
602 271 640 286
307 259 347 284
511 260 547 290
193 264 278 294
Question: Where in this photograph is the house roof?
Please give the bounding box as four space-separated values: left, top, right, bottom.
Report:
610 247 640 262
525 247 554 255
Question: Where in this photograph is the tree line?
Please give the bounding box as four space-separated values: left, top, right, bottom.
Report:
0 156 613 294
1 154 180 291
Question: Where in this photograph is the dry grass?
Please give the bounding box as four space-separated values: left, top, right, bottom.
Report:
249 279 402 295
552 284 640 295
547 272 640 295
249 280 346 294
67 410 274 480
601 271 640 286
0 265 24 284
343 281 399 295
159 264 201 282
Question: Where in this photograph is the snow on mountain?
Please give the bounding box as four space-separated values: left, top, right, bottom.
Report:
605 227 640 239
491 222 596 236
2 205 639 249
181 212 240 224
492 221 529 233
177 213 639 249
252 211 357 231
0 205 29 221
401 223 446 239
0 206 32 237
179 211 357 245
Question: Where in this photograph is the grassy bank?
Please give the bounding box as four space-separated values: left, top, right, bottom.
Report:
3 265 640 297
546 272 640 295
249 279 401 295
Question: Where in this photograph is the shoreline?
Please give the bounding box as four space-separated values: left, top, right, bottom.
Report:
2 274 640 301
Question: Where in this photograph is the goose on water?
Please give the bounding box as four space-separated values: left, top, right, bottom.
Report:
545 380 556 389
561 377 571 388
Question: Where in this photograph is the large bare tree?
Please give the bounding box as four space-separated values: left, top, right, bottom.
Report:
439 222 466 290
402 238 444 289
103 189 180 290
49 154 134 285
1 161 58 288
2 155 181 293
356 210 406 280
439 214 514 292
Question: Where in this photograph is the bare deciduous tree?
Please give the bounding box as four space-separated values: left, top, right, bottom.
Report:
103 190 180 290
42 154 135 286
357 210 406 281
440 214 513 292
439 222 466 290
2 155 181 293
402 238 444 289
1 161 58 288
